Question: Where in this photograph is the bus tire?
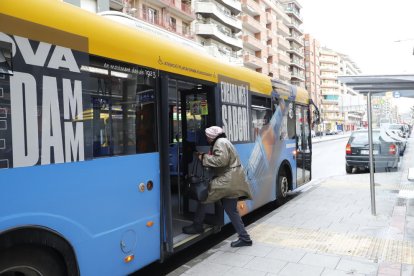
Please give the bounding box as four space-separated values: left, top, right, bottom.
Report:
0 246 67 276
276 167 289 204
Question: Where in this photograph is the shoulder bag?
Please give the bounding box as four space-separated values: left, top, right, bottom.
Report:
186 159 209 201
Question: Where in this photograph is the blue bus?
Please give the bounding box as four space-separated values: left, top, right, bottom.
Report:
0 1 317 275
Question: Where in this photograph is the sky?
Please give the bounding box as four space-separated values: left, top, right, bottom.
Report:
300 0 414 112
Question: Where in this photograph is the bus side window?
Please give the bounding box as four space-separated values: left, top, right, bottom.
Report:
251 95 272 141
277 99 295 140
82 57 157 158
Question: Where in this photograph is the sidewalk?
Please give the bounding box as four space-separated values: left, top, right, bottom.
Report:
169 138 414 276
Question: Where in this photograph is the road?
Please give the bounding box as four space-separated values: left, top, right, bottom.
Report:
312 136 349 180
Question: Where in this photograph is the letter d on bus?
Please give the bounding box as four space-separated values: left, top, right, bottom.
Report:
10 72 39 167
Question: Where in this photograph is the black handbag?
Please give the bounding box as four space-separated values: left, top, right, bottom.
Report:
186 159 209 201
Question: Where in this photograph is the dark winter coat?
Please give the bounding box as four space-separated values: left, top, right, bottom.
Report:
201 137 253 203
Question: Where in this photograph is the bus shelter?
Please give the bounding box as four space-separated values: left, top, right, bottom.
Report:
338 75 414 215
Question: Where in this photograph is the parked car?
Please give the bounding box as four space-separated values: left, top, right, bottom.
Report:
326 129 338 135
387 123 407 138
382 129 406 156
345 129 400 173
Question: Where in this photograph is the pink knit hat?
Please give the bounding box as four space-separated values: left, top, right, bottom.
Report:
205 126 224 140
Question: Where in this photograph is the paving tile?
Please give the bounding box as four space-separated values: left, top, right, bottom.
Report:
336 258 378 274
321 268 364 276
278 262 324 276
327 222 360 233
184 262 232 275
265 247 306 263
234 243 274 257
377 262 401 276
299 253 340 269
207 252 254 267
223 267 267 276
244 256 287 273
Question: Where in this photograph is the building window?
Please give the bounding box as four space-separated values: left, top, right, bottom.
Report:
143 6 158 25
81 0 97 12
182 22 190 36
169 17 177 31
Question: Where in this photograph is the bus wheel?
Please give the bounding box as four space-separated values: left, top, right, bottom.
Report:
0 246 66 276
276 168 289 204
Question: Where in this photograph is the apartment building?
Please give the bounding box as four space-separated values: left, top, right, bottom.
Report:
239 0 291 80
193 0 243 63
339 54 364 131
320 47 363 132
280 0 305 87
66 0 196 40
304 34 320 110
66 0 303 82
319 47 342 131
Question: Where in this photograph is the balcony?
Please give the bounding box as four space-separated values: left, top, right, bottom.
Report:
215 0 242 14
144 0 196 21
241 14 264 33
286 22 303 35
321 90 341 96
285 7 303 23
195 23 243 50
241 0 261 16
279 67 291 81
278 52 290 65
266 29 277 41
138 12 195 38
320 65 339 73
243 53 267 69
290 71 305 81
321 99 339 105
320 57 339 64
204 45 242 64
195 2 242 31
266 0 290 21
276 20 290 36
287 47 304 58
243 34 265 51
286 35 304 46
321 74 337 80
277 36 290 50
268 63 278 74
257 66 269 76
267 45 276 56
321 82 340 89
290 60 305 70
266 10 277 23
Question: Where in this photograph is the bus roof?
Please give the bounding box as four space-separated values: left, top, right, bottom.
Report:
0 0 309 103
